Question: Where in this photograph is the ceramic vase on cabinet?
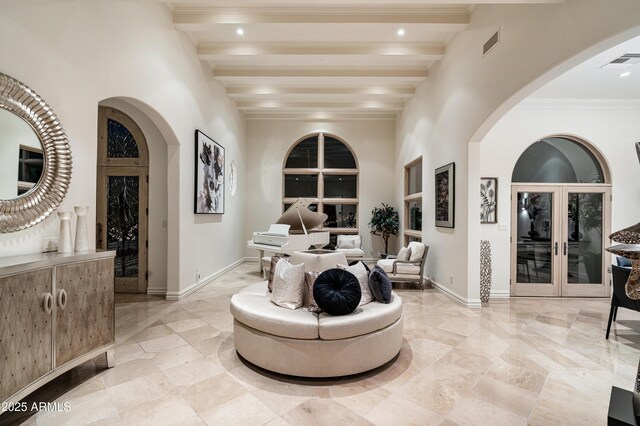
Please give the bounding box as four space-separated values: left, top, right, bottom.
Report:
57 212 73 253
74 206 89 252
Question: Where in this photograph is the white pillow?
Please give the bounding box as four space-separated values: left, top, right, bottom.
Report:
397 246 411 261
337 236 358 249
337 262 373 306
270 259 305 310
408 242 425 262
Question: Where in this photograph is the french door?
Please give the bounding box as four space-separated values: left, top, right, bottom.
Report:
510 184 611 297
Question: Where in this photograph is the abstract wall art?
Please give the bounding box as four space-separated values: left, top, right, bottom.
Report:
195 130 224 214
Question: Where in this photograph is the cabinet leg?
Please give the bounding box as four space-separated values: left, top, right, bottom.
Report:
105 349 115 368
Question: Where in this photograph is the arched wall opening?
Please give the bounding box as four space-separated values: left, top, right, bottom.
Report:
98 97 179 296
473 29 640 300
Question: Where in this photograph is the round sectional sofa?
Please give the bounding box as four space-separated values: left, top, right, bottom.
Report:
230 251 403 378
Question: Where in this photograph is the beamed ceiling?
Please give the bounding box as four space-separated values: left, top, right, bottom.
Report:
161 0 565 120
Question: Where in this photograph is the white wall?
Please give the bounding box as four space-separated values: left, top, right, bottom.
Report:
395 0 640 306
0 1 245 297
244 119 396 258
480 100 640 295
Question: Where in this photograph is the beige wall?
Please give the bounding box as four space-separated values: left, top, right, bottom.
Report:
396 0 640 306
0 1 245 297
480 100 640 297
244 119 396 259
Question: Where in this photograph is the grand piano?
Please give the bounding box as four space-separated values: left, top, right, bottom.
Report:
247 198 330 272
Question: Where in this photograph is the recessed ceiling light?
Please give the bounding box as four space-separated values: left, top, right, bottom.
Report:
620 71 631 77
236 28 244 36
397 29 405 36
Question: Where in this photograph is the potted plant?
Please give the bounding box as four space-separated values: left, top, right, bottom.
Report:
369 203 399 257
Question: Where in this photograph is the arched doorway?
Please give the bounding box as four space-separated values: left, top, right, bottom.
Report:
96 106 149 293
510 136 611 297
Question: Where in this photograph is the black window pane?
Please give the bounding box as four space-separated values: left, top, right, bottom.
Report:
408 200 422 231
18 148 44 184
107 119 140 158
285 136 318 168
284 203 317 212
324 204 357 228
408 163 422 195
107 176 139 278
284 174 318 198
324 175 357 199
512 137 604 183
324 137 356 169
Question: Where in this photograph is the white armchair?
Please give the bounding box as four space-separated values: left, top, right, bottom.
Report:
376 241 429 290
335 235 364 260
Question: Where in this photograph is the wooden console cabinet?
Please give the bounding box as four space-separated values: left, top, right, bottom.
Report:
0 251 115 405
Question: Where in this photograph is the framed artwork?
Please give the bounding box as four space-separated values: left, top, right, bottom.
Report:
194 130 225 214
480 177 498 223
435 162 454 228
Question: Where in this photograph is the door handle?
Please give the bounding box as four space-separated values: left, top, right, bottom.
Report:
554 242 558 256
563 242 567 256
56 289 67 310
96 223 103 249
42 293 53 315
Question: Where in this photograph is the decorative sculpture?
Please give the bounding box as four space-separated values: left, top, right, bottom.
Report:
480 240 492 303
606 142 640 299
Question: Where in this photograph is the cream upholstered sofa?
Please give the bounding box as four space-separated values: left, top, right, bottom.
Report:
230 251 403 377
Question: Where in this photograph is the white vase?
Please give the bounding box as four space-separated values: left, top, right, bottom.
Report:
57 211 73 253
74 206 89 252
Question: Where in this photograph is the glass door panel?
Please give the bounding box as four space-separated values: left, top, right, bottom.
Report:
561 187 610 297
511 187 560 297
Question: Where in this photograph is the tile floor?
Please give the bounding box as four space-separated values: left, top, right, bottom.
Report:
4 262 640 425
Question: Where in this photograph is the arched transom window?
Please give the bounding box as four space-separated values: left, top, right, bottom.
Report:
283 133 359 241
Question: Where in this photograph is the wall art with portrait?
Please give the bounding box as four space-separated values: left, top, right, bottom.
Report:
480 177 498 223
194 130 225 214
435 162 454 228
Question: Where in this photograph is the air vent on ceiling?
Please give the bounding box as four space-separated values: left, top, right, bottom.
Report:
601 53 640 69
483 28 500 57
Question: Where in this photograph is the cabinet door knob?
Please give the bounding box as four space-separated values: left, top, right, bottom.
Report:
43 293 53 315
57 289 68 310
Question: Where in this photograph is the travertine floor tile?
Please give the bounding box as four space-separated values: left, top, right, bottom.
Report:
7 261 640 426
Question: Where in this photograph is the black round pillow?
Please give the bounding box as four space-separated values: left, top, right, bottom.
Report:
313 268 362 316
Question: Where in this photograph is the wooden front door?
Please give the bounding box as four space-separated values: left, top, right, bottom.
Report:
96 106 149 293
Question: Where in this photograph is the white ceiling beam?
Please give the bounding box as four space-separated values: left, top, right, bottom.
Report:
214 67 428 82
235 100 406 111
243 112 398 121
165 1 564 6
198 43 445 61
174 9 469 31
226 85 415 100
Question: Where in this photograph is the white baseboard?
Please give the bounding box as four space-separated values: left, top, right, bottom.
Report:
165 258 245 301
429 279 482 309
146 287 167 296
489 290 510 299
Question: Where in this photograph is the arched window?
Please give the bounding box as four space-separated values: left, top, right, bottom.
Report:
512 136 606 183
283 133 359 242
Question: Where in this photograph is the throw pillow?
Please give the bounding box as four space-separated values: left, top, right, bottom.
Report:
270 259 305 310
617 256 632 267
338 236 358 249
304 271 322 313
313 268 361 315
397 246 411 261
349 259 370 273
268 255 289 292
338 261 373 306
408 241 426 262
369 265 392 303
